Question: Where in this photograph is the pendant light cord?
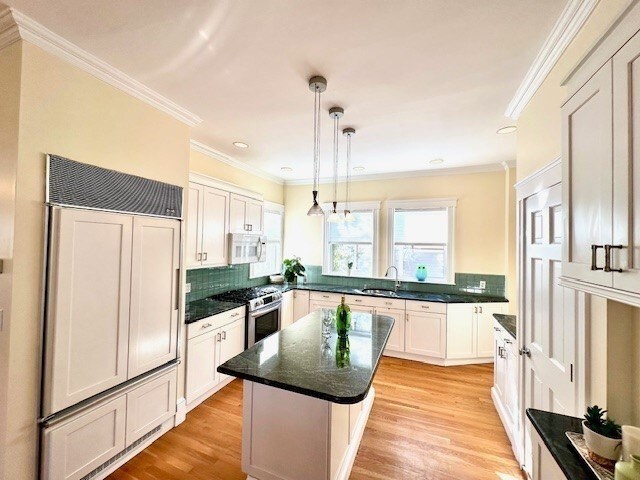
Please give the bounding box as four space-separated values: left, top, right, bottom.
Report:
345 133 351 212
333 113 340 208
313 87 321 193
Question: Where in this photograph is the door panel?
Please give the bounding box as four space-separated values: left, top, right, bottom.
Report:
405 312 446 358
229 193 248 233
375 308 405 353
45 208 132 415
562 61 613 285
186 330 219 404
293 290 310 321
186 183 203 268
217 318 245 383
445 304 475 359
128 216 180 378
201 187 229 266
477 304 504 357
246 199 264 233
613 30 640 292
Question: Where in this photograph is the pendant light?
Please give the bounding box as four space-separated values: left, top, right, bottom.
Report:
342 127 356 222
307 76 327 216
327 106 344 223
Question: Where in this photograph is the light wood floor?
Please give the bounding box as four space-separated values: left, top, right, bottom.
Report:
108 357 524 480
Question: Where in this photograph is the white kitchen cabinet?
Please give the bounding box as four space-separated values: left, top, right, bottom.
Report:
281 290 294 328
186 182 229 268
217 318 245 383
43 396 127 480
492 321 519 456
45 208 133 415
230 193 263 233
374 307 405 353
125 370 177 445
446 303 505 360
476 304 503 357
186 329 219 404
309 300 336 314
128 216 180 378
293 290 310 321
530 423 566 480
405 311 446 358
562 61 613 287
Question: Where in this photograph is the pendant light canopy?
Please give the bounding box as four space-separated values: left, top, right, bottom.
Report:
342 127 356 222
307 76 327 216
328 106 344 223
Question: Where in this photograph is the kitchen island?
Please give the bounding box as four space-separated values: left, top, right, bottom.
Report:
218 310 394 480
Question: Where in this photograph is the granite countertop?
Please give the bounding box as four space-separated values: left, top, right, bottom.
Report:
493 313 516 339
526 409 595 480
217 311 394 404
276 283 509 304
185 298 245 324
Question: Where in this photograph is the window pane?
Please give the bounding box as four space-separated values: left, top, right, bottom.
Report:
393 245 446 281
328 211 373 243
393 209 448 244
330 243 373 276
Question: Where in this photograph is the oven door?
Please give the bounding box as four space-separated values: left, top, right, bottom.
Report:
247 301 281 347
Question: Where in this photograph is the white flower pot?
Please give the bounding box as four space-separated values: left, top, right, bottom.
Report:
583 421 623 461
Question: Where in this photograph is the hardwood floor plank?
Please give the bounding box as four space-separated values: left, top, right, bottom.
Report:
108 357 523 480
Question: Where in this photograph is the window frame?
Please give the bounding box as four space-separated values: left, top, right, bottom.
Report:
387 198 457 285
250 201 285 279
322 201 380 277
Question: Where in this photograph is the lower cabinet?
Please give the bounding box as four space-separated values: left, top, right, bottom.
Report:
492 321 519 453
374 307 405 353
281 290 294 328
530 423 566 480
292 290 310 321
405 311 446 358
42 368 177 480
185 308 246 408
447 303 507 360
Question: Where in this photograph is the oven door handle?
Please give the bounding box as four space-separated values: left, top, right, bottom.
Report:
250 302 282 317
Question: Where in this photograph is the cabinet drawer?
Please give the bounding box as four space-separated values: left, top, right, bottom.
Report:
309 291 343 304
187 306 245 339
348 295 405 310
126 369 177 445
405 300 446 314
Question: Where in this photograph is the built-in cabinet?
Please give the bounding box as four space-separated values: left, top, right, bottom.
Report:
292 290 310 321
447 303 503 360
187 174 264 270
185 306 246 408
491 321 518 451
281 290 294 328
44 208 180 416
561 24 640 304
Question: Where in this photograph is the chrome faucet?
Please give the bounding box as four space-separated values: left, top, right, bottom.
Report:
385 266 401 291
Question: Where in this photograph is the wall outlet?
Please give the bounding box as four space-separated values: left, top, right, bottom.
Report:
479 281 486 289
185 282 191 294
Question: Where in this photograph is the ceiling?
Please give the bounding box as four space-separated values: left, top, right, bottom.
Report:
5 0 566 181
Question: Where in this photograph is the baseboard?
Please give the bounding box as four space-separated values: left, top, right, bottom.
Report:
383 351 493 366
186 376 235 413
175 397 186 426
491 387 522 465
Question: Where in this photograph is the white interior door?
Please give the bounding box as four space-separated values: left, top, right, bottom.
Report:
523 183 577 473
45 208 132 415
128 216 180 378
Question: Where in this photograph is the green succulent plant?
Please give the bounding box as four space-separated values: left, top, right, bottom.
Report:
283 257 306 283
584 405 622 439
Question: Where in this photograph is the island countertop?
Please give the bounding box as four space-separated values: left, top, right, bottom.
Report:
217 310 394 404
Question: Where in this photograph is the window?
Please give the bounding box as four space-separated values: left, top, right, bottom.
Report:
323 202 379 277
250 202 284 278
388 199 456 284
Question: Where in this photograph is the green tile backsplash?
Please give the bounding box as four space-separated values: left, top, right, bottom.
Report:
186 264 506 303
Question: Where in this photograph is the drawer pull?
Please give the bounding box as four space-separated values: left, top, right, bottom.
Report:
201 323 212 329
422 305 429 309
504 338 512 344
385 301 392 305
494 327 500 331
231 312 240 317
355 299 362 302
322 295 329 299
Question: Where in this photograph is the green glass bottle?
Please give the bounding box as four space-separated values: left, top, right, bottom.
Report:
335 336 351 368
336 296 351 338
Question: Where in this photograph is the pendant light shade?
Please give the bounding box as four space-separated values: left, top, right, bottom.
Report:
342 127 356 222
328 106 344 223
307 76 327 216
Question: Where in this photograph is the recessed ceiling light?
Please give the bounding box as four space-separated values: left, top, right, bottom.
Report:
497 126 517 135
280 167 293 172
233 141 249 148
353 166 365 172
429 158 444 165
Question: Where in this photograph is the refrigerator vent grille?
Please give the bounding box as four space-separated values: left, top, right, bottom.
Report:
47 154 182 218
80 425 162 480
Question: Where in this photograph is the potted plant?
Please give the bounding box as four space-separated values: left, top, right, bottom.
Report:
283 257 306 285
583 405 622 464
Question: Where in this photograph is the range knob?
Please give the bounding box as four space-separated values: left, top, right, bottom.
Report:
254 298 264 308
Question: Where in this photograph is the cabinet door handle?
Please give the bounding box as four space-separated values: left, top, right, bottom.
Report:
591 245 604 271
604 244 624 272
203 252 208 261
406 314 409 323
217 332 222 342
494 327 501 331
498 346 506 359
222 331 227 340
197 252 202 261
504 338 512 344
479 306 483 314
474 306 478 314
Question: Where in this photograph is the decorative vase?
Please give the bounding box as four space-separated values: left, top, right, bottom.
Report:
584 421 623 463
623 426 640 462
335 296 351 338
615 455 640 480
415 265 427 282
335 336 350 368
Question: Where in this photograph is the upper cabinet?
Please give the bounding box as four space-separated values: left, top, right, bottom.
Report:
561 19 640 306
187 175 264 269
230 193 264 233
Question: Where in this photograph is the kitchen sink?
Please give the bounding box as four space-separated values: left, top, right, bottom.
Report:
360 288 398 297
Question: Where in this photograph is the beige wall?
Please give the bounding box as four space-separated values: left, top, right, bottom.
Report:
0 40 22 479
190 149 284 204
504 167 517 314
284 170 509 282
4 40 191 480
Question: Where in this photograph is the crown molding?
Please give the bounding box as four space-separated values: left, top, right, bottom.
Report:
0 8 202 126
284 163 507 186
504 0 599 120
189 140 285 185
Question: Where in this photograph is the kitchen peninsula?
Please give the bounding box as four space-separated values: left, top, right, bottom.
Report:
218 310 394 480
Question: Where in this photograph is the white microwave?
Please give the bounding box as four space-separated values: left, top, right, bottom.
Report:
228 233 267 264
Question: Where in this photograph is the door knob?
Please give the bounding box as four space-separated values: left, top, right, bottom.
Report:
519 346 531 357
